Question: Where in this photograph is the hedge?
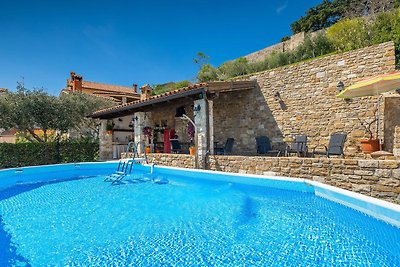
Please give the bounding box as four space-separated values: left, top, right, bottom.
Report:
0 138 99 168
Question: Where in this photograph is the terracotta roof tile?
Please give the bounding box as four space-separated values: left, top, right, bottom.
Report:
67 79 138 95
91 83 208 116
90 81 256 118
0 128 17 136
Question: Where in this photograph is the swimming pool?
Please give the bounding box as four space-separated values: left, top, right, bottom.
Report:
0 162 399 266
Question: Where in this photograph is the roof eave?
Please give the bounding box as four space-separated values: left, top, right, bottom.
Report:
90 87 206 119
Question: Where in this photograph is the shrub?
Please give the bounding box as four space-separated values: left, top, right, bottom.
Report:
218 58 250 79
326 17 371 52
197 64 219 82
152 80 191 95
0 138 99 168
371 8 400 68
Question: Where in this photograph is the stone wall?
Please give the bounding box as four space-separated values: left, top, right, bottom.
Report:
384 96 400 152
147 153 400 204
243 31 321 62
208 155 400 204
147 102 194 144
214 42 396 155
394 126 400 157
147 153 195 169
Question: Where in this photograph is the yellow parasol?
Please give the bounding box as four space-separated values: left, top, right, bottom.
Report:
336 71 400 151
336 72 400 99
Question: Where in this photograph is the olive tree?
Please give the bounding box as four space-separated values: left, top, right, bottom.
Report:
0 84 114 142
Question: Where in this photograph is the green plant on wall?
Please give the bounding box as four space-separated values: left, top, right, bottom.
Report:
371 8 400 68
326 17 371 52
152 80 191 95
218 58 251 80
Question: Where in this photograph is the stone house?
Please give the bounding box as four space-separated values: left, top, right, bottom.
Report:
90 41 400 168
0 129 17 143
62 72 140 104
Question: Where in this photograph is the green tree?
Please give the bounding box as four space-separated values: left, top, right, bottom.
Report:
218 58 250 79
326 17 371 52
193 52 210 68
291 0 345 33
371 8 400 68
290 0 399 34
197 64 219 82
0 84 114 142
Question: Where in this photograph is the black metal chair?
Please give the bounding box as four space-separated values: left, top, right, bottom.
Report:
256 136 281 156
285 135 308 157
215 138 234 155
170 139 182 154
312 132 347 158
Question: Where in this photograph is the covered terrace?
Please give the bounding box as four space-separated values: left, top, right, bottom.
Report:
90 81 258 168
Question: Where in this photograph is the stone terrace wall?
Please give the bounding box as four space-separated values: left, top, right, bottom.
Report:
214 42 396 155
147 153 195 169
208 155 400 204
243 31 321 62
147 153 400 204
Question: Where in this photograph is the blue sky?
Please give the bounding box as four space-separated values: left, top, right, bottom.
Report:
0 0 321 95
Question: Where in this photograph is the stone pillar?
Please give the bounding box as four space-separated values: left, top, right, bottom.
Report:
99 120 113 160
394 126 400 157
134 112 146 154
194 98 208 169
133 112 153 153
208 99 214 155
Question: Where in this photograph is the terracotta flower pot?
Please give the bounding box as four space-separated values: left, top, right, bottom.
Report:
360 139 380 154
189 147 195 156
145 147 151 154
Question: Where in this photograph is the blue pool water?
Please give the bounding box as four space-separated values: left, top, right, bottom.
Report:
0 165 399 266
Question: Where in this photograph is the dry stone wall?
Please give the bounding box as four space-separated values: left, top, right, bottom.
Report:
244 32 321 62
214 42 396 155
147 153 400 204
208 155 400 204
384 97 400 152
147 153 195 169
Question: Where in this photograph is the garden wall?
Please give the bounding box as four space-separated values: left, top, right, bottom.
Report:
148 153 400 204
213 42 397 156
147 153 195 169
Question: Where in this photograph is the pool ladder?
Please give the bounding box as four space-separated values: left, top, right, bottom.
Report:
105 141 148 184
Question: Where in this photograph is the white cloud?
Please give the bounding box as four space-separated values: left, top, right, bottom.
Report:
276 1 288 14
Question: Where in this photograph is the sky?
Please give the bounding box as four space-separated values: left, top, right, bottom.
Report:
0 0 321 95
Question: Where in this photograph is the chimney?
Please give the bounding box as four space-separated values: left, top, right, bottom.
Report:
70 71 83 92
133 84 138 93
140 84 152 101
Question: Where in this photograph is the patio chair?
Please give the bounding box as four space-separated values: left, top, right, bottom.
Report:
170 139 182 154
285 135 308 157
256 136 281 156
312 132 347 158
215 138 234 155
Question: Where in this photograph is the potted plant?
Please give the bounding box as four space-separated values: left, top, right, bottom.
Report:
106 123 114 135
187 122 195 155
357 111 379 154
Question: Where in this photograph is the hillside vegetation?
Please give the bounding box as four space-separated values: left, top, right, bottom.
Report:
197 7 400 82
